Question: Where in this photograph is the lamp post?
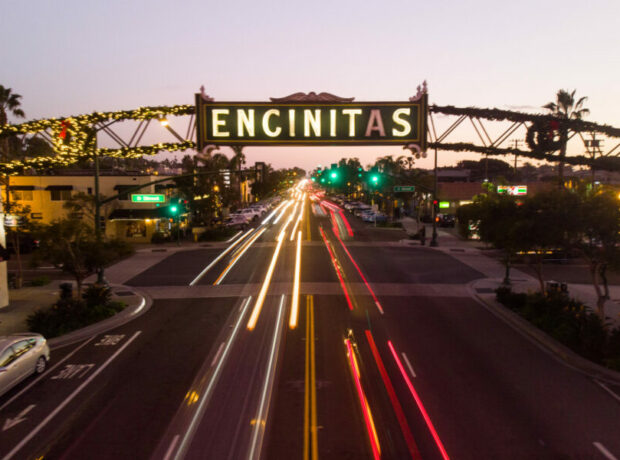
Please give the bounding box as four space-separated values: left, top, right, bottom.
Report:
84 127 107 285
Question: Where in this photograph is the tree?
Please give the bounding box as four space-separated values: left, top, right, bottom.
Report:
34 218 102 298
469 193 528 284
518 189 581 292
229 145 246 205
0 85 26 210
543 89 589 187
572 190 620 320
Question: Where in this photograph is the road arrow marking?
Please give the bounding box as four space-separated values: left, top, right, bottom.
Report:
3 404 36 431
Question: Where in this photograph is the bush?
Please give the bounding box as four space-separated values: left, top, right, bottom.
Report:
82 284 112 308
495 287 620 371
27 291 125 338
30 275 50 287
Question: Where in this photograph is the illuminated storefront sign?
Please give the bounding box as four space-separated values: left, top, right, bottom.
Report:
497 185 527 196
195 96 427 150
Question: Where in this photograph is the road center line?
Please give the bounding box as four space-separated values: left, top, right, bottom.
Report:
593 442 618 460
0 336 97 412
210 342 225 367
4 330 142 460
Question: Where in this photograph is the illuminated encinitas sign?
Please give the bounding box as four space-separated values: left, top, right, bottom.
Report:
195 93 427 150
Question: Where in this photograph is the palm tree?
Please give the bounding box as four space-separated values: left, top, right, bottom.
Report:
0 86 26 207
543 89 589 187
229 145 246 205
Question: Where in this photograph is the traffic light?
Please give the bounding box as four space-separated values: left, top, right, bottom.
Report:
330 171 338 179
369 174 380 186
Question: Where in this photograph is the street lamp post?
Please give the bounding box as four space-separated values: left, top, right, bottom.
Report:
85 127 107 285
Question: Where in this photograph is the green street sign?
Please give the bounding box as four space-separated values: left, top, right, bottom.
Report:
393 186 415 192
131 194 166 203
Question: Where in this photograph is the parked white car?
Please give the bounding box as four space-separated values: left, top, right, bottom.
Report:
0 333 50 397
224 215 250 228
236 208 262 221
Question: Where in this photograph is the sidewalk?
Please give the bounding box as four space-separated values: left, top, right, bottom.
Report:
401 223 620 329
0 242 170 337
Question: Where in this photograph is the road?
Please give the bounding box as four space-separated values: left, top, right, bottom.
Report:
1 186 619 460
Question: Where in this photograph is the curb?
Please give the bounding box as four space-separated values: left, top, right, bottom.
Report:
468 280 620 386
48 285 152 349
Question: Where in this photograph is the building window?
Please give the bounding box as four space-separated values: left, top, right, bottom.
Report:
114 185 134 201
50 189 72 201
11 190 33 201
30 213 43 220
88 187 93 195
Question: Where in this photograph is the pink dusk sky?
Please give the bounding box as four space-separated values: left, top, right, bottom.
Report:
2 0 619 172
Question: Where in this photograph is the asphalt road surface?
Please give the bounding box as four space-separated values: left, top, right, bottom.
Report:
1 187 619 460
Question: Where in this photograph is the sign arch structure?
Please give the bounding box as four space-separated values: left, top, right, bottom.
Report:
1 83 620 174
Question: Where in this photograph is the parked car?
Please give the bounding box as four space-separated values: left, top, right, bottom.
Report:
438 214 456 227
362 212 388 223
224 216 249 229
236 208 262 221
0 333 50 397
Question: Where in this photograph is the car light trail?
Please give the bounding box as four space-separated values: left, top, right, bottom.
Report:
273 200 293 224
365 331 421 459
321 200 354 237
388 340 450 460
262 200 289 225
290 195 306 241
248 295 286 460
189 228 254 286
225 230 243 243
304 295 319 460
247 230 286 330
172 297 251 460
213 228 267 285
290 231 302 329
319 226 354 310
345 338 381 460
333 231 384 314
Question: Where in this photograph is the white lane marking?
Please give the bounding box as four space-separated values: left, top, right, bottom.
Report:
50 364 95 380
163 434 180 460
401 352 417 378
174 297 251 460
226 230 243 243
594 442 618 460
0 336 96 412
248 294 286 460
595 380 620 403
3 331 142 460
95 335 125 346
211 343 225 367
2 404 36 431
189 229 254 286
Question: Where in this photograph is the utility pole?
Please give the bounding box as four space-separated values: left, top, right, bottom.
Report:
585 132 603 188
511 139 522 173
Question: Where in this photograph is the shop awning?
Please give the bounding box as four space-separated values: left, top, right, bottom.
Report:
9 185 35 191
45 185 73 191
108 208 167 220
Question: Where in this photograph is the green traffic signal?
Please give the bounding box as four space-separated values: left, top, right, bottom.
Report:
171 205 178 213
330 171 337 179
370 174 379 184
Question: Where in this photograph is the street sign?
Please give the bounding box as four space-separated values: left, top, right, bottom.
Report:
393 186 415 192
131 194 166 203
497 185 527 196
